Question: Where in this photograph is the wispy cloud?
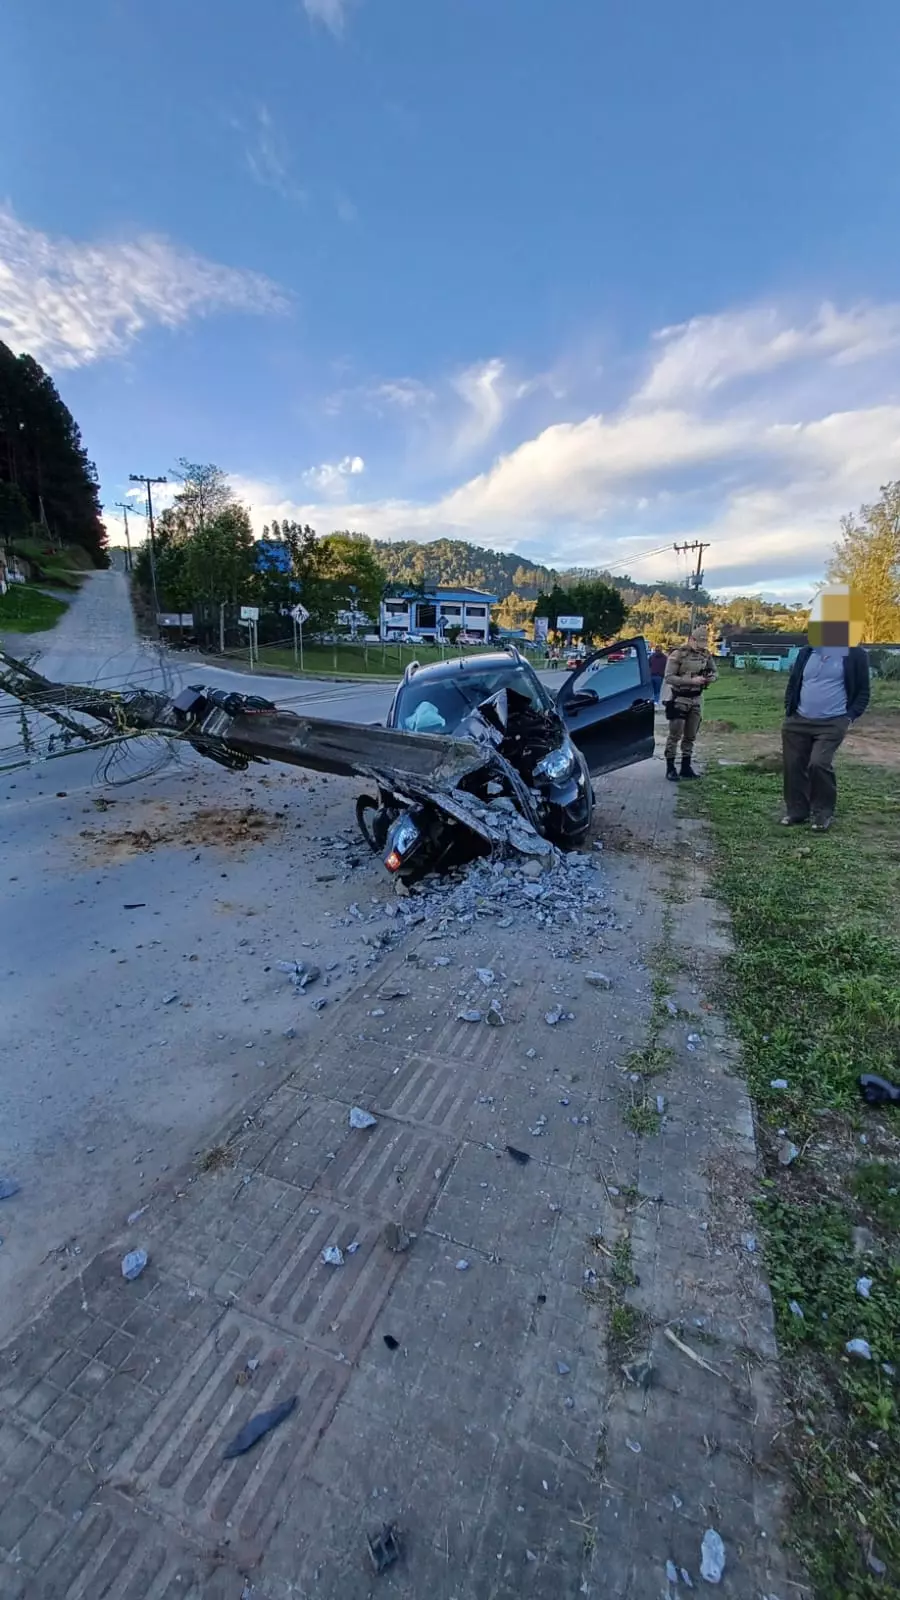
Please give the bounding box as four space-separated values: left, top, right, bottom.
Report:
303 0 355 36
243 105 306 204
0 205 288 369
302 454 365 492
230 294 900 597
638 301 900 405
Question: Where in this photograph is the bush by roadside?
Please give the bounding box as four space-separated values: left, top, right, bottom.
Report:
0 584 69 632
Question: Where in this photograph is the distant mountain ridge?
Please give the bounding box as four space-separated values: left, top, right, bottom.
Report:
371 538 706 606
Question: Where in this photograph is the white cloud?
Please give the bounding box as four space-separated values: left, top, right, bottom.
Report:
639 301 900 405
243 105 306 203
304 0 355 35
0 206 288 369
302 454 365 491
451 358 509 455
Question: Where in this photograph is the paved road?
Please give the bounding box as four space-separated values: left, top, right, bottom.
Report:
0 573 403 1337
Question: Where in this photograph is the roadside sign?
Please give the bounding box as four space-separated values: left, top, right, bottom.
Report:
240 605 259 622
291 603 311 624
557 614 583 631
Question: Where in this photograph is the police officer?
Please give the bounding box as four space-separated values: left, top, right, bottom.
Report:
663 626 717 780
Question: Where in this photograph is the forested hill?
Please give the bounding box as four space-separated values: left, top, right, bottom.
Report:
371 537 707 606
0 340 107 565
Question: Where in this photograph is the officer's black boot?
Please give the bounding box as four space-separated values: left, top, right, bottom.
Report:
665 757 679 782
680 757 699 779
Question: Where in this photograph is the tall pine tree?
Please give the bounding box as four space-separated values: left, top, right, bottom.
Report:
0 340 107 564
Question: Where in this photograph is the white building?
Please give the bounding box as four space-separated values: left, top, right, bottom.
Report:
379 585 497 643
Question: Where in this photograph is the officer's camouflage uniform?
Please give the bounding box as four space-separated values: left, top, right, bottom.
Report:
663 644 717 760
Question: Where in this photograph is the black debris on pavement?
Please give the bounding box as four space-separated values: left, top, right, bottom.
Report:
223 1395 298 1458
383 1335 400 1351
506 1145 531 1165
367 1524 401 1574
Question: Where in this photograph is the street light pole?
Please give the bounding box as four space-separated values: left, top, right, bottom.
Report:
129 474 168 629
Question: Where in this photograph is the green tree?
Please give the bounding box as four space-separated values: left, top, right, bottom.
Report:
184 505 256 604
828 481 900 643
0 340 107 563
317 532 386 624
170 459 234 537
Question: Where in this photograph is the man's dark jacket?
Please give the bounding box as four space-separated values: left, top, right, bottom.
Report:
784 646 870 721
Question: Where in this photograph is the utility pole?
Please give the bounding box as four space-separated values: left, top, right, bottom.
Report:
114 502 134 573
129 474 168 629
673 541 709 635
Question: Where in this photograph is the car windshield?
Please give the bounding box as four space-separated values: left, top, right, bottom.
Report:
395 664 551 734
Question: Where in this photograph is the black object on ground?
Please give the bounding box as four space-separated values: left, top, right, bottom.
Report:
383 1335 400 1351
367 1524 401 1574
123 903 146 909
223 1395 297 1458
506 1145 531 1165
858 1074 900 1107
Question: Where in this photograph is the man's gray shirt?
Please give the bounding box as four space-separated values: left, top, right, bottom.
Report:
797 648 849 720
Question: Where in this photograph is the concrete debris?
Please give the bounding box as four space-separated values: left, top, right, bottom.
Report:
664 998 679 1016
544 1006 566 1026
486 1002 505 1026
846 1337 873 1360
378 985 410 1000
556 1360 571 1375
700 1528 726 1584
321 1246 344 1267
456 1259 470 1271
349 1107 378 1130
121 1248 148 1281
126 1206 148 1225
310 997 327 1011
625 1437 642 1453
777 1138 799 1166
789 1300 804 1319
770 1078 789 1090
856 1276 873 1299
741 1233 757 1253
584 971 612 988
162 992 179 1006
475 968 495 986
666 1560 679 1585
656 1094 667 1115
458 1009 483 1023
299 966 321 990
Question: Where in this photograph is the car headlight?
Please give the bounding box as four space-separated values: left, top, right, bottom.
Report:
391 816 421 856
534 743 576 782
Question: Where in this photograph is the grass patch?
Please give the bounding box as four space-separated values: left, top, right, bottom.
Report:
623 1100 661 1136
681 730 900 1596
0 584 69 632
608 1303 641 1348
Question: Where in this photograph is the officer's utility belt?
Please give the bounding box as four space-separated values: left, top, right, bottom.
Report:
664 692 701 721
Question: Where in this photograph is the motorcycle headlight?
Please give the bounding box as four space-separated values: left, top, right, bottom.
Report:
534 743 576 782
390 816 421 856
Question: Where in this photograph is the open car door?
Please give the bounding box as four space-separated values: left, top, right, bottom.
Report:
556 637 654 776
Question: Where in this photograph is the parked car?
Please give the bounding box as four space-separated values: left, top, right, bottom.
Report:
384 640 654 844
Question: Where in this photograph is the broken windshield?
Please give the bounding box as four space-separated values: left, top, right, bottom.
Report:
395 664 552 734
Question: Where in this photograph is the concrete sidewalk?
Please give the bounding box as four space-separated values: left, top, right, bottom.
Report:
0 761 793 1599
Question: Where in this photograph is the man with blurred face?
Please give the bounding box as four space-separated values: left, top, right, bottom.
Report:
781 585 870 832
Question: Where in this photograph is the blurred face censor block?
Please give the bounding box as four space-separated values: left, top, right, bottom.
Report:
808 585 865 648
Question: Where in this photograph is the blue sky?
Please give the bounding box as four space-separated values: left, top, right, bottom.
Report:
3 0 900 600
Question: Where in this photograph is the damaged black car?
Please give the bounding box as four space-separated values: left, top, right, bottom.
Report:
355 641 655 878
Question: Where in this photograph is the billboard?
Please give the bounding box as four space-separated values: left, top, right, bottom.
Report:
533 616 549 643
556 614 584 631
